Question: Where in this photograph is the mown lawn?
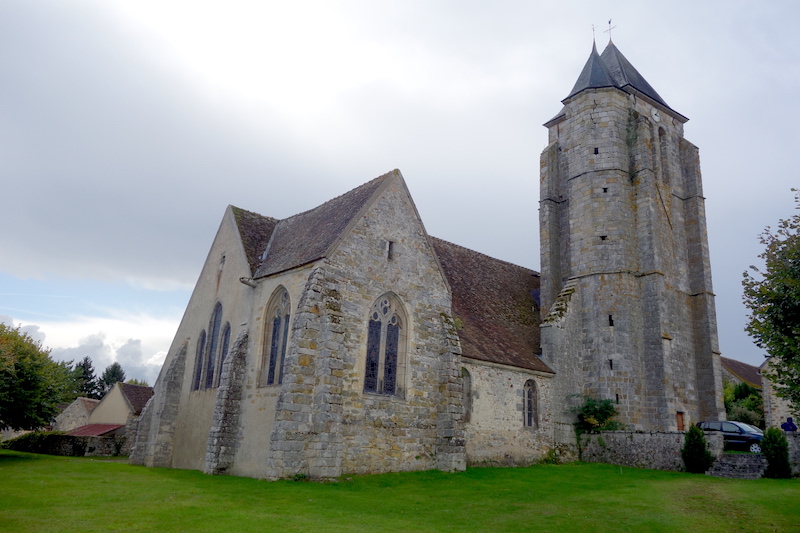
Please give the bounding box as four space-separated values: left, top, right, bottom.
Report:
1 450 798 532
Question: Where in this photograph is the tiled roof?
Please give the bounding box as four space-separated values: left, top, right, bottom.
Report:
431 238 552 374
720 356 762 390
254 171 394 278
80 397 100 413
231 206 278 274
67 423 125 437
119 383 154 415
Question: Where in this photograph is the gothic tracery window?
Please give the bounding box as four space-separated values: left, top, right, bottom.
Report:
260 287 291 387
192 330 207 391
364 294 406 395
462 367 472 423
523 380 538 429
205 302 223 389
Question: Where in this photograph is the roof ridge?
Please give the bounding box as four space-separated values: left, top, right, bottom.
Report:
276 173 388 224
230 205 279 223
430 236 539 274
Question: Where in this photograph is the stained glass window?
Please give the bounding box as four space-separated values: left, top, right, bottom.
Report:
364 295 405 395
524 380 538 428
260 288 291 387
205 302 223 389
192 330 206 391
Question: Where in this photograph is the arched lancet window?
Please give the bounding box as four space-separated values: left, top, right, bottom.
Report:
260 288 291 387
205 302 223 389
365 294 406 395
192 330 206 391
523 380 538 429
462 367 472 423
220 323 231 368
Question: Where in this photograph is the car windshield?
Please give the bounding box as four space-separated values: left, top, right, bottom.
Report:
742 423 763 434
730 422 759 434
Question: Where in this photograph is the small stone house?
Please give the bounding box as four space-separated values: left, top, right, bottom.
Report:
67 383 153 439
52 397 100 433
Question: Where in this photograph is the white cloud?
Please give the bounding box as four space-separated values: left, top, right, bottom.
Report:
33 312 178 385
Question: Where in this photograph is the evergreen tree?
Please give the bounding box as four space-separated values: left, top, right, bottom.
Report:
125 378 150 387
682 425 715 474
73 356 101 399
99 362 126 396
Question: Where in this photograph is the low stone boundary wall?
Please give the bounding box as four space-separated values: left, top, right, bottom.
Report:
2 432 126 457
786 432 800 476
578 431 724 471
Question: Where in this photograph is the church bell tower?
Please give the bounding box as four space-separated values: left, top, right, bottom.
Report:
539 40 725 431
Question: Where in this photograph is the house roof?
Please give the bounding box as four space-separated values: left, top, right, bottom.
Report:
80 397 100 413
118 383 154 415
253 171 393 278
431 237 552 374
67 423 125 437
231 206 278 274
720 356 762 390
565 40 684 120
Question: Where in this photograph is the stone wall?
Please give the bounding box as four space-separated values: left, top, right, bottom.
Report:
579 431 724 471
539 84 724 432
761 357 797 429
266 178 465 479
4 432 126 457
463 359 553 466
784 432 800 476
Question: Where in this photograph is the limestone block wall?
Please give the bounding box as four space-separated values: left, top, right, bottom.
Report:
52 399 94 432
762 358 797 429
462 359 553 466
785 432 800 476
264 178 464 479
229 266 314 478
579 431 724 472
539 86 724 431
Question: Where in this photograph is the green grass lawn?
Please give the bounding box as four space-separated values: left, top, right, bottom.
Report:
1 450 798 532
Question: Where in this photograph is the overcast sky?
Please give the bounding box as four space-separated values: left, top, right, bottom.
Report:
1 1 798 385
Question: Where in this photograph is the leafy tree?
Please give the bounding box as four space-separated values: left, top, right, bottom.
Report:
743 189 800 414
126 378 149 387
0 324 72 430
722 381 764 428
72 356 101 399
99 362 126 396
762 427 792 479
682 425 715 474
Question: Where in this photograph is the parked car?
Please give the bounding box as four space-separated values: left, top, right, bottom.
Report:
695 421 763 453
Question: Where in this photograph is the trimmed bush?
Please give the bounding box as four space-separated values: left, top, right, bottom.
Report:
682 425 714 474
762 427 791 479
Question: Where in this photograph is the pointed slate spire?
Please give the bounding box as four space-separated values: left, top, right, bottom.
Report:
599 41 669 108
564 41 615 101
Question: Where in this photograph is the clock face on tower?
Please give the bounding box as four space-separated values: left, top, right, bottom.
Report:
651 107 662 122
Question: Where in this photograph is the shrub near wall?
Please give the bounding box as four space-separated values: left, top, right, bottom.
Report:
579 431 724 472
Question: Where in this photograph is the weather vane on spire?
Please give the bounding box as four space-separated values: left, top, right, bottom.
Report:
605 19 616 42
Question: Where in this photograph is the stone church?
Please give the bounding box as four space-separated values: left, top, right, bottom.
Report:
131 40 725 479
